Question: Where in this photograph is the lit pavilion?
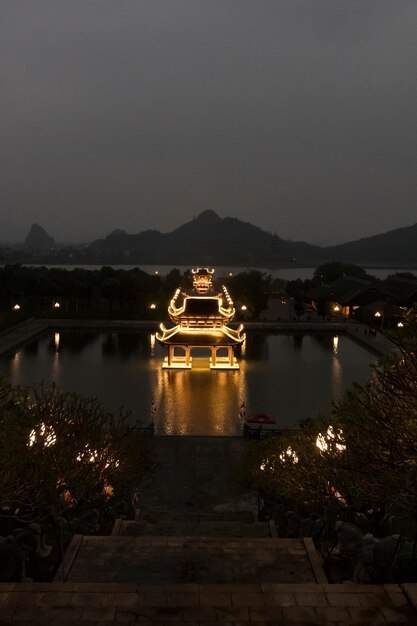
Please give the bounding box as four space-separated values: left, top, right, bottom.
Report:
156 268 245 370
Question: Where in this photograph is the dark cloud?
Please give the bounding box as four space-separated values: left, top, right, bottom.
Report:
1 0 417 244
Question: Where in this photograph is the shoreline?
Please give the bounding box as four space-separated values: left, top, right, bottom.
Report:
0 317 397 358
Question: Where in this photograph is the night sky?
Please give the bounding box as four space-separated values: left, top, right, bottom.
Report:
1 1 417 244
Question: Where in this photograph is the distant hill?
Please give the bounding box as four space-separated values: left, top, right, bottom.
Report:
24 224 55 251
89 210 326 265
12 213 417 266
325 223 417 265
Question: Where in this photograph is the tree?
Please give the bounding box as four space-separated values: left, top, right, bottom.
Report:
312 262 370 285
228 271 272 318
0 382 153 514
242 325 417 525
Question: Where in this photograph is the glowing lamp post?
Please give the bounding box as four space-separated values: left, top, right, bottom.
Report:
397 321 404 328
53 301 60 309
375 310 384 330
13 304 21 311
150 303 156 310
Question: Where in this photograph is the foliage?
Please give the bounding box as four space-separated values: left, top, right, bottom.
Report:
0 382 153 514
242 326 417 523
227 270 272 317
312 262 371 285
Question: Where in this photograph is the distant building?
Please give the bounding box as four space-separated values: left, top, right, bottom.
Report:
156 267 245 369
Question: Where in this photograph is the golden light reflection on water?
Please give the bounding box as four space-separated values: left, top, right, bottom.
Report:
150 333 156 356
11 350 21 376
153 354 248 435
331 336 343 396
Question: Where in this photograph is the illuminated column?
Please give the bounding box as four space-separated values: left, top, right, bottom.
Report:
228 346 233 366
185 346 191 366
168 345 173 366
211 347 216 367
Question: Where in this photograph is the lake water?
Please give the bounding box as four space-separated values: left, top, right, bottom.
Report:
21 264 417 281
0 330 376 436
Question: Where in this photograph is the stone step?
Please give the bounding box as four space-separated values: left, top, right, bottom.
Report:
57 535 324 585
113 508 269 538
1 581 415 624
138 509 256 523
117 519 270 537
116 520 271 537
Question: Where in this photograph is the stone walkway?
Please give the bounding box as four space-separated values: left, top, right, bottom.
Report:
0 581 416 624
60 536 319 585
140 437 255 512
0 318 48 356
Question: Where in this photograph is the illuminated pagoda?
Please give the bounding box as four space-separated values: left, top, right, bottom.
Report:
156 268 245 370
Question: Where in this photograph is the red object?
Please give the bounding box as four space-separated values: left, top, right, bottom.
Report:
246 413 276 425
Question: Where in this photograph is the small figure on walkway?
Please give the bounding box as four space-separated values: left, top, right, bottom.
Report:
239 402 246 420
150 401 157 417
132 490 140 508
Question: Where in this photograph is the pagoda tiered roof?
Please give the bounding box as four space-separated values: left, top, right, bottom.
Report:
167 284 236 325
157 323 245 346
156 268 245 368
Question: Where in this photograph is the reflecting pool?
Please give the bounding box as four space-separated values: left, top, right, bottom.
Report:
0 330 376 435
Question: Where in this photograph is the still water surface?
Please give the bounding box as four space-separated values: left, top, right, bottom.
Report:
23 264 417 281
1 330 375 436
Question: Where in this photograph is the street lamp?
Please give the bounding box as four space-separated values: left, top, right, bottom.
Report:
397 321 404 328
375 311 384 330
150 303 156 310
13 304 21 311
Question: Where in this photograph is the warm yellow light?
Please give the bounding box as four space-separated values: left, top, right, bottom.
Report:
54 332 60 350
241 305 247 311
333 305 340 312
375 311 381 317
13 304 20 311
333 336 339 353
279 446 299 464
229 272 233 276
54 302 60 308
28 422 57 448
150 303 156 309
155 270 159 275
397 321 404 327
316 425 346 454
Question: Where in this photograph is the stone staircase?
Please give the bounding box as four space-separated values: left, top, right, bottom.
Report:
1 513 417 624
57 508 323 585
2 434 417 623
113 509 272 538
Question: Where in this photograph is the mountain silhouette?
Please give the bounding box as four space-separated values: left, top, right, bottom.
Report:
88 211 417 266
24 224 55 251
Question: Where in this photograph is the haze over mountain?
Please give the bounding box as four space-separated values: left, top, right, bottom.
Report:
88 210 417 266
4 212 415 267
24 224 55 251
